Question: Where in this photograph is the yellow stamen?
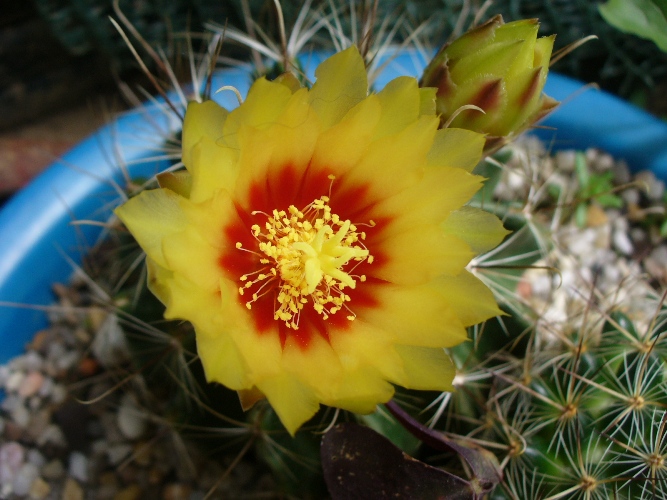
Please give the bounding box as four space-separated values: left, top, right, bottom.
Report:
237 195 371 329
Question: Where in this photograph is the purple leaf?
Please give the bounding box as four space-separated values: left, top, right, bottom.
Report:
321 423 476 500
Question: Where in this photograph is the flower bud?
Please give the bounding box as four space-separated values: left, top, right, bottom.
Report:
421 15 558 153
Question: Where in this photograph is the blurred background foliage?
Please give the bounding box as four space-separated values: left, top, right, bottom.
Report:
4 0 667 130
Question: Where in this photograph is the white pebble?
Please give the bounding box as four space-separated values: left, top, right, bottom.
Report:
29 477 51 499
27 448 46 468
636 170 665 201
650 245 667 266
41 459 65 480
613 160 631 185
50 383 68 404
37 376 54 398
107 443 133 465
22 351 44 372
18 371 45 398
11 402 31 428
92 314 130 367
1 483 11 499
117 394 148 440
36 424 67 447
621 188 640 206
613 229 634 255
5 371 25 392
555 150 576 172
56 351 80 372
12 462 39 496
0 365 9 385
68 451 89 483
0 442 26 484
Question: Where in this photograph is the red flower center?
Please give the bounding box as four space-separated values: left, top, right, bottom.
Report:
218 164 384 349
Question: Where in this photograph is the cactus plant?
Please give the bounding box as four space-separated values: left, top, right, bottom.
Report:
106 5 667 494
6 2 667 498
391 137 667 499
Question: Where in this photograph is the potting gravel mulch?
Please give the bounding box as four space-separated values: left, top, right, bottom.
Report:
1 136 667 499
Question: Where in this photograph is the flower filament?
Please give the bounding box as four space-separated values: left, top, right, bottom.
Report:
237 195 374 329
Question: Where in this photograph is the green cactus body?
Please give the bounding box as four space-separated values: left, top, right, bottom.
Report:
405 142 667 500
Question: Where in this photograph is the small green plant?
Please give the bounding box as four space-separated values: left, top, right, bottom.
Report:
572 151 624 227
599 0 667 53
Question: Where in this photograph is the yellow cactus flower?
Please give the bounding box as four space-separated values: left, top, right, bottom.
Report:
115 47 507 435
421 15 558 153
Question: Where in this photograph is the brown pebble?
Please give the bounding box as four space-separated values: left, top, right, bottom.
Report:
162 483 192 500
29 331 50 353
98 471 118 487
147 466 165 485
4 420 24 441
586 204 608 227
74 327 91 344
117 464 139 484
113 484 143 500
41 459 65 480
626 201 645 222
87 307 108 332
18 371 45 398
62 478 84 500
516 279 532 299
78 357 99 377
26 409 52 443
133 442 152 467
28 476 51 499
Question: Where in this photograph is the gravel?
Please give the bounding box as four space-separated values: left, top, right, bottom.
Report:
0 281 275 499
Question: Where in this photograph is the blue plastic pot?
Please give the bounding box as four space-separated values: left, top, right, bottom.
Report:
1 51 667 363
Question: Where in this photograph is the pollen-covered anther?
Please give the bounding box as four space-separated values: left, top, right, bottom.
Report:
237 195 371 329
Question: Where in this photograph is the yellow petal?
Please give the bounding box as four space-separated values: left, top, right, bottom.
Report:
329 322 407 385
427 128 485 172
161 272 221 328
114 188 187 268
433 271 503 326
197 329 251 390
323 367 395 414
257 373 321 435
281 335 343 402
394 345 456 391
178 189 239 250
360 283 469 348
162 226 221 292
372 166 483 236
261 88 321 178
374 76 421 139
157 171 192 198
181 278 284 391
188 136 239 203
419 87 437 116
311 95 381 174
372 226 473 285
145 256 173 305
342 115 438 201
308 46 368 128
182 100 228 169
222 77 294 144
441 206 509 254
238 386 266 411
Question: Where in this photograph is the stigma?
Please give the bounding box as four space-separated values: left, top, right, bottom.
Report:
236 195 374 329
